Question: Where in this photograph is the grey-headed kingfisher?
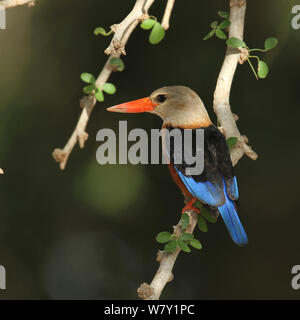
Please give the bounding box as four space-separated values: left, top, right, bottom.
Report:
107 86 248 246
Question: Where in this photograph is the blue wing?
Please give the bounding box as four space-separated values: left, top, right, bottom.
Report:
175 168 225 207
176 168 247 246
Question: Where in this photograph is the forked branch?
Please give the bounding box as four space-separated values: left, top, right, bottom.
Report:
213 0 257 165
52 0 155 170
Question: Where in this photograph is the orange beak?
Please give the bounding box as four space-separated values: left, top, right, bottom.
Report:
107 97 158 113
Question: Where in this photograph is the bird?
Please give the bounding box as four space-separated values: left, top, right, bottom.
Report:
107 86 248 246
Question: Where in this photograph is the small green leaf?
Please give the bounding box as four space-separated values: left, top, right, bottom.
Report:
140 19 156 30
180 232 194 241
218 11 229 19
258 60 269 79
219 20 231 29
83 84 95 94
102 83 116 95
95 89 104 102
203 29 215 40
216 28 227 40
226 37 246 48
194 201 204 210
210 21 218 28
94 27 112 36
189 239 203 250
226 137 238 150
201 208 217 223
156 231 172 243
264 37 278 51
198 216 208 232
110 57 124 72
149 22 165 44
177 239 191 253
80 73 95 84
181 213 190 230
164 239 177 252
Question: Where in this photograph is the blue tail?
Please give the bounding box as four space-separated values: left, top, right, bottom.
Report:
218 184 248 246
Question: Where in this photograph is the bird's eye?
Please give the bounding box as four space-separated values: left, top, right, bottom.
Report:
157 94 166 103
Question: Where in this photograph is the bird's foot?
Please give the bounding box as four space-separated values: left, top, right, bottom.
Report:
182 198 200 214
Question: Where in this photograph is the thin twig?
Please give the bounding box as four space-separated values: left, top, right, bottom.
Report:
213 0 257 166
161 0 175 30
52 0 155 170
0 0 35 8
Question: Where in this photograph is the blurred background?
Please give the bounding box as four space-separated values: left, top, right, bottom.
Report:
0 0 299 299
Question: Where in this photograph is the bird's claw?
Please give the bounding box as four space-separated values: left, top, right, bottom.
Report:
182 198 200 214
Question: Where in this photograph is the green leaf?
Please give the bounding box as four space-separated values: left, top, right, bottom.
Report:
198 216 208 232
164 239 177 252
203 29 215 40
95 89 104 102
226 37 246 48
226 137 238 150
80 73 95 84
264 37 278 51
210 21 218 28
110 57 124 72
177 239 191 253
189 239 203 250
194 201 204 210
218 11 229 19
258 60 269 79
180 232 194 241
181 213 190 230
149 22 165 44
83 84 95 94
219 20 231 29
102 83 116 95
156 231 172 243
201 208 217 223
216 28 227 40
140 19 156 30
94 27 112 36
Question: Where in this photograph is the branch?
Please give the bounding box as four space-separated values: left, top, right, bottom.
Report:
0 0 35 8
138 0 256 300
161 0 175 30
52 0 155 170
213 0 257 166
137 210 198 300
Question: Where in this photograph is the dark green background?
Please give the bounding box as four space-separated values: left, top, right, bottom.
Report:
0 0 299 299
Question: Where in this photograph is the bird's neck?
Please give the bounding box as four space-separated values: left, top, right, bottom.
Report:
164 107 212 129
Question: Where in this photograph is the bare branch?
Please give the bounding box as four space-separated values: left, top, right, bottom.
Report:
161 0 175 30
213 0 257 166
137 210 198 300
52 0 155 170
0 0 35 8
